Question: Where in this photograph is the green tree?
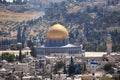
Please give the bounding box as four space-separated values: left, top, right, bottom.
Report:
54 61 65 74
28 39 37 57
17 26 22 43
30 46 36 57
1 52 16 62
103 63 114 74
63 64 67 74
104 63 112 71
22 26 27 48
68 57 75 76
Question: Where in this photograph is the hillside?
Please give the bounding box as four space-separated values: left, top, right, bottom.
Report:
0 0 120 52
44 0 120 52
0 11 36 22
0 4 45 38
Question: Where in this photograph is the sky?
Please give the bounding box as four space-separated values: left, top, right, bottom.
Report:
6 0 25 2
5 0 65 3
6 0 13 2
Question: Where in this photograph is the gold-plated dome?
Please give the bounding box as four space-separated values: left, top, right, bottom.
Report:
47 24 69 39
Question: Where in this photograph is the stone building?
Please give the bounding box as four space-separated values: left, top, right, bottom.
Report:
35 24 83 57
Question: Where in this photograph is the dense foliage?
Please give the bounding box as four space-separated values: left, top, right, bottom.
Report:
103 63 114 74
54 61 65 74
68 57 81 76
1 52 16 62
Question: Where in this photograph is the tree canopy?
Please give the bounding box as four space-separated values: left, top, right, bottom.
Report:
1 52 16 62
103 63 114 74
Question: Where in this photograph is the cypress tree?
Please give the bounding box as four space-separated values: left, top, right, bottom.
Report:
30 46 36 57
17 26 22 43
22 26 27 48
68 56 75 76
18 45 22 62
63 64 67 74
29 39 36 57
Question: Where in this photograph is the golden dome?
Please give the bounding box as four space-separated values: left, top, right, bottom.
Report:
47 24 69 39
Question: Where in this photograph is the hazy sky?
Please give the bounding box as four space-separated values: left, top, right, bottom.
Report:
6 0 13 2
5 0 65 3
6 0 24 2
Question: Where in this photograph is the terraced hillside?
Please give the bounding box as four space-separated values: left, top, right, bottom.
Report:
0 0 120 51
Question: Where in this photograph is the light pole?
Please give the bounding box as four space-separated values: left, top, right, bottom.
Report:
17 42 22 62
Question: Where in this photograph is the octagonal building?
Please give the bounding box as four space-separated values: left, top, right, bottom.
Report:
35 24 83 57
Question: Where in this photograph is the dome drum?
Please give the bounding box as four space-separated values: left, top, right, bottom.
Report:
46 38 68 47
